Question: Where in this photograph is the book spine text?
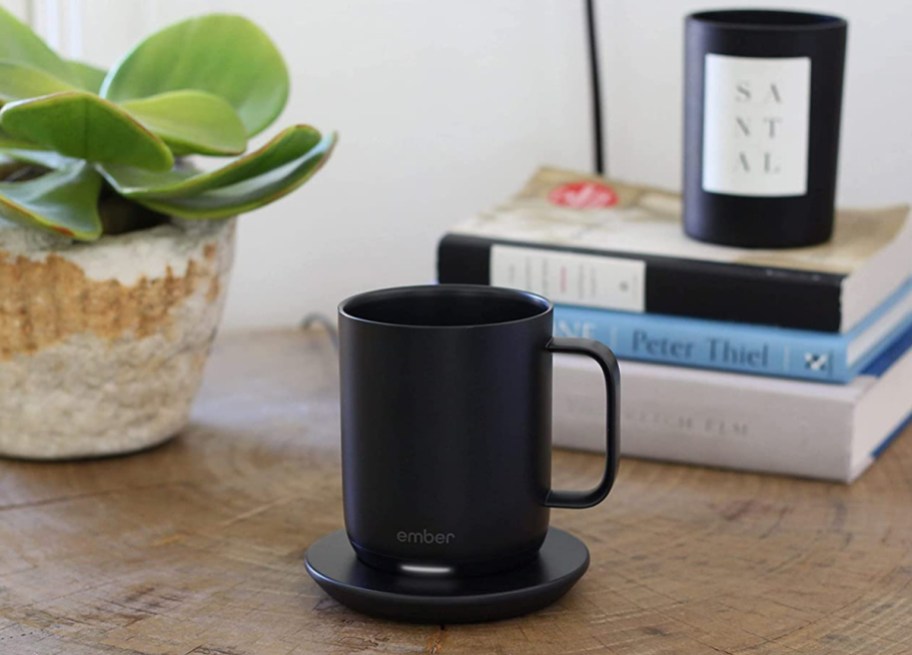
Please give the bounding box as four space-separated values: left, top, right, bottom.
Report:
553 305 849 381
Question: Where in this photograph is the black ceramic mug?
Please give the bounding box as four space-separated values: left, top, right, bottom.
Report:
338 284 619 577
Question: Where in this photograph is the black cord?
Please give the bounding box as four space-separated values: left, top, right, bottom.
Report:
585 0 605 176
301 312 339 350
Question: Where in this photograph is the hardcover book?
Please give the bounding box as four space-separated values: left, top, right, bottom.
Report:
553 278 912 382
438 167 912 332
551 322 912 482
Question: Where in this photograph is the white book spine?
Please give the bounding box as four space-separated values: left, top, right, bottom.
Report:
552 355 865 482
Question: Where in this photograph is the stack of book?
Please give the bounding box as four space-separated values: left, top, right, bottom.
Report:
436 167 912 482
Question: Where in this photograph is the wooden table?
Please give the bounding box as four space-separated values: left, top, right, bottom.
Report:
1 329 911 655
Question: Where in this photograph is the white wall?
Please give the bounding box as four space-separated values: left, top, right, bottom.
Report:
599 0 912 206
63 0 594 329
17 0 912 329
2 0 26 19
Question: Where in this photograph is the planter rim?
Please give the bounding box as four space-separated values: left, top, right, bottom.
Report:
0 217 235 285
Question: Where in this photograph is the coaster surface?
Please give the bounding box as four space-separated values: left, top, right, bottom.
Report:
305 527 589 624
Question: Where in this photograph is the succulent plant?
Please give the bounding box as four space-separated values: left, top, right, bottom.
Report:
0 8 335 241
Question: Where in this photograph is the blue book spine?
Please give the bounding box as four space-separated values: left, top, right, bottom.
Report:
553 280 912 382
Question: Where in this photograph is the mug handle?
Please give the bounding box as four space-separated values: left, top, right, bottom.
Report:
544 337 620 509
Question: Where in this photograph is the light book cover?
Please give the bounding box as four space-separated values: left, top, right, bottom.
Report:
551 321 912 482
458 166 907 274
554 278 912 382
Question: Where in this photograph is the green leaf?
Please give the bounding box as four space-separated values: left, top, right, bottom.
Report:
0 163 103 240
0 148 77 170
102 14 289 137
0 91 174 171
121 90 247 156
68 60 107 93
0 6 75 82
0 61 75 103
102 124 323 198
103 128 335 219
0 129 50 151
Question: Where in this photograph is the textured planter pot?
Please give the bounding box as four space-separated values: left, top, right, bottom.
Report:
0 218 235 459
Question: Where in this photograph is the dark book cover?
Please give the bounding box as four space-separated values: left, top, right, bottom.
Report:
437 168 911 332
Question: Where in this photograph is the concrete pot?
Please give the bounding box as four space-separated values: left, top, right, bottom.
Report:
0 218 235 459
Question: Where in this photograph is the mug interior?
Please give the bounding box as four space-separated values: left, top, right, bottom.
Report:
690 10 845 29
341 285 550 328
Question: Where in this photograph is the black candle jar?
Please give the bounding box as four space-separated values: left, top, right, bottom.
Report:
683 10 847 248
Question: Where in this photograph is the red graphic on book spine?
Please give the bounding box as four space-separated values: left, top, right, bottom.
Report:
549 181 618 209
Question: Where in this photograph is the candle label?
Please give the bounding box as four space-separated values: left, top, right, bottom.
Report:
702 54 811 197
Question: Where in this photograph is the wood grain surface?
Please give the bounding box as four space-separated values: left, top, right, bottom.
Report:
1 328 910 654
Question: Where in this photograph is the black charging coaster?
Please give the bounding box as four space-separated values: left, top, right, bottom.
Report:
304 527 589 624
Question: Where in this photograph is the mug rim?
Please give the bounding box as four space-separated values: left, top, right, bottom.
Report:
339 284 552 330
688 9 847 31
